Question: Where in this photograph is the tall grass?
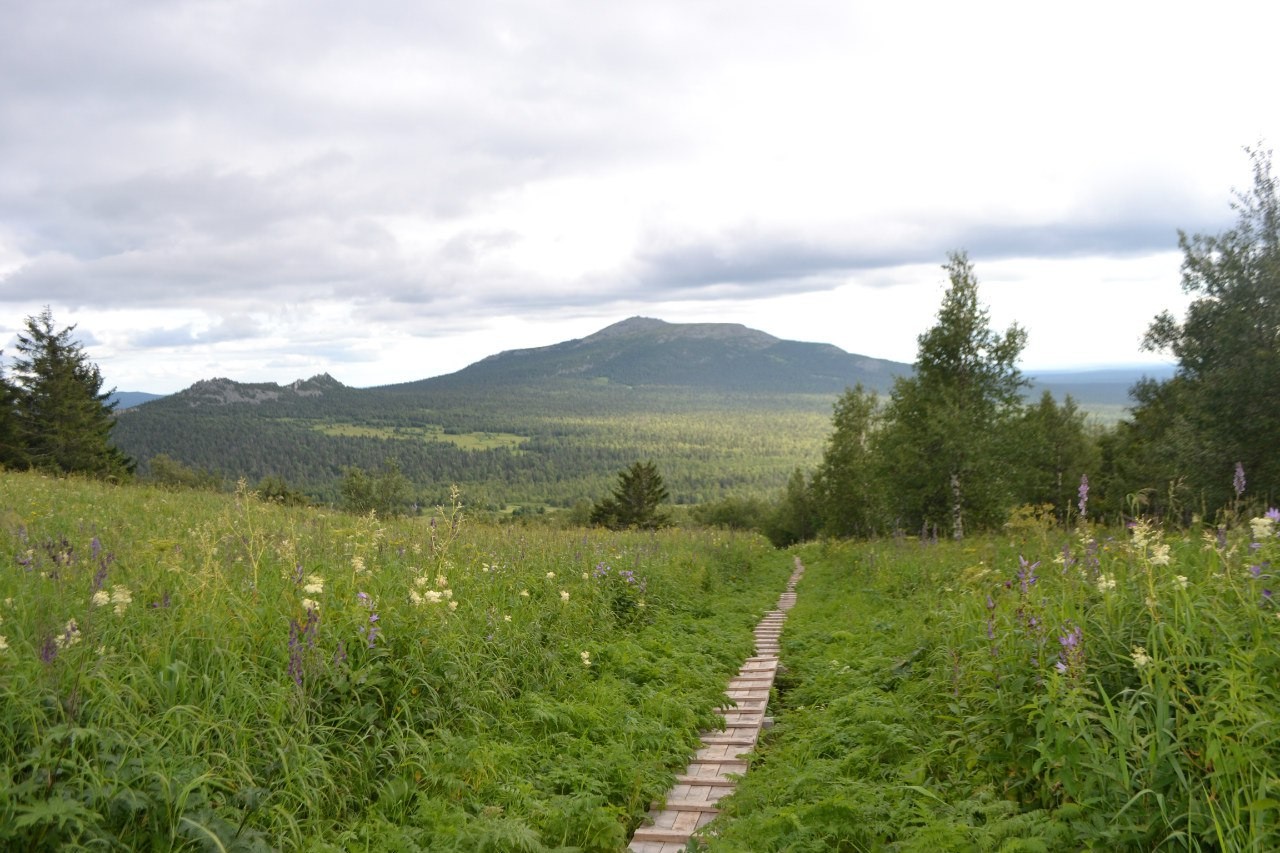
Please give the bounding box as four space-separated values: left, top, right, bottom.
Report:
0 472 791 851
709 511 1280 851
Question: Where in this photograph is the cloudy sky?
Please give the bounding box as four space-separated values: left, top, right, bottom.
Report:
2 1 1276 393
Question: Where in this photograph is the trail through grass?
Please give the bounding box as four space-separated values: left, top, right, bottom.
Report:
0 472 790 851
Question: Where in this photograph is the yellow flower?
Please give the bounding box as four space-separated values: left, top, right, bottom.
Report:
546 572 556 579
520 589 529 597
580 650 591 667
503 614 512 622
1131 646 1152 668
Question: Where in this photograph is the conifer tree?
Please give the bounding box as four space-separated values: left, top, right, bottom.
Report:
10 307 133 477
590 460 670 530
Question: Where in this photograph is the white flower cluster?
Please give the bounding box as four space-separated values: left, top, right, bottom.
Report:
91 586 133 615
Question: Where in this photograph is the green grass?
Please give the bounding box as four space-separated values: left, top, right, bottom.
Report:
706 516 1280 851
0 472 791 851
302 420 528 451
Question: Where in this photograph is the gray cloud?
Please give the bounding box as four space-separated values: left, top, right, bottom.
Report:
0 0 1275 392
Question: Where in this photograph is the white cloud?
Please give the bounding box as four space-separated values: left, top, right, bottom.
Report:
0 0 1273 391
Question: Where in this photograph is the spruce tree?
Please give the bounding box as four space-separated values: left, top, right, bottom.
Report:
590 461 670 530
10 307 133 477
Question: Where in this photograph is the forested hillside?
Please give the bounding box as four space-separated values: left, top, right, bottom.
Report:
110 318 904 509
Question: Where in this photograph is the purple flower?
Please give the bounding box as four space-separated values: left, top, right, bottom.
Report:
1017 557 1040 595
1268 508 1280 523
1077 475 1089 520
1234 462 1247 498
1056 623 1084 676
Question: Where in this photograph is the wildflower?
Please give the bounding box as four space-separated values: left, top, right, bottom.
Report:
1017 561 1039 596
0 635 7 652
91 589 110 607
1077 474 1089 520
436 574 448 588
1056 624 1084 675
448 600 458 611
520 589 529 598
1096 575 1117 593
54 619 81 649
303 574 325 595
351 555 366 574
560 590 570 602
580 650 591 667
414 574 431 587
418 590 444 604
582 572 589 580
1174 575 1189 590
442 589 452 599
1149 544 1171 566
1268 508 1280 523
546 572 556 579
1234 462 1247 498
503 614 512 622
1131 646 1152 668
301 597 320 611
1250 515 1276 541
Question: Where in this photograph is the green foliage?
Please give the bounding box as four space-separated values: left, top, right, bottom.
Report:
340 458 412 516
708 516 1280 851
1010 392 1098 524
811 384 883 538
146 452 224 490
6 307 132 478
590 461 671 530
765 467 819 547
877 252 1028 539
0 471 792 850
1119 146 1280 513
691 495 772 531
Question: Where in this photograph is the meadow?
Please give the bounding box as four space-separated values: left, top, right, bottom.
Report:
0 472 791 851
707 509 1280 851
4 470 1278 852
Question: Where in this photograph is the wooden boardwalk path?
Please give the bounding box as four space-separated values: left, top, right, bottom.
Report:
628 557 804 852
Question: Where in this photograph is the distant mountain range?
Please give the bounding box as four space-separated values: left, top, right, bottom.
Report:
112 316 1174 407
107 317 1176 506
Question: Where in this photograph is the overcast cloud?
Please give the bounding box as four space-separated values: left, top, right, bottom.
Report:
1 0 1277 392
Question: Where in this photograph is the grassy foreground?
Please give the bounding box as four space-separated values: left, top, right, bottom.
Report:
0 472 791 851
708 516 1280 851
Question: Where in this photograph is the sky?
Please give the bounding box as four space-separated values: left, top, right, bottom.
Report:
2 1 1277 393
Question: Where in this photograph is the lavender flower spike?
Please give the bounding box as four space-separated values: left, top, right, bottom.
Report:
1234 462 1247 498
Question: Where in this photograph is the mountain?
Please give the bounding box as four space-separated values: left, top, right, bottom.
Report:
385 316 909 394
107 317 1157 510
166 373 348 408
109 391 166 410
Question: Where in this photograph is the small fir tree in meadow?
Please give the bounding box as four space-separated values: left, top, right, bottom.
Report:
590 460 670 530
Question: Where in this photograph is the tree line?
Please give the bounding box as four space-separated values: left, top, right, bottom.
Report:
764 148 1279 544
